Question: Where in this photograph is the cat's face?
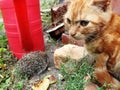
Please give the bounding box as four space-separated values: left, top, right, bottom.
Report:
64 0 112 41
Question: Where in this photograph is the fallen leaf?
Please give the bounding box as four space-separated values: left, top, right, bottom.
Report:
45 75 57 84
32 75 57 90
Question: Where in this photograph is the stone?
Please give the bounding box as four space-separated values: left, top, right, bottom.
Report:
54 44 88 69
84 82 98 90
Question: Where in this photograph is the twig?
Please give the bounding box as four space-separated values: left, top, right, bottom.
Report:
41 9 51 13
46 23 64 33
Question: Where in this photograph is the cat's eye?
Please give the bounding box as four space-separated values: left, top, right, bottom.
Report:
67 18 71 24
80 20 89 26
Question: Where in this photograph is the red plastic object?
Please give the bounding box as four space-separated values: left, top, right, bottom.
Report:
0 0 45 59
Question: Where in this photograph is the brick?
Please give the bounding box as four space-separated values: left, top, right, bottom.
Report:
62 33 85 46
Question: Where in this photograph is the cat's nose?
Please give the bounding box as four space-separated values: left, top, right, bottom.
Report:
69 29 76 37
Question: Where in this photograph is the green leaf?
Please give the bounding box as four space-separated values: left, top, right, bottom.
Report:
0 23 4 30
0 88 4 90
5 78 10 84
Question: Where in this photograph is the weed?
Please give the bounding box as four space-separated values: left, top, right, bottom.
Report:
47 36 56 45
0 64 28 90
59 55 94 90
40 0 59 30
0 24 7 48
0 23 4 30
40 0 58 10
0 19 23 90
58 56 114 90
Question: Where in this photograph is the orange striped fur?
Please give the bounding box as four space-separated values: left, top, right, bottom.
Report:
64 0 120 89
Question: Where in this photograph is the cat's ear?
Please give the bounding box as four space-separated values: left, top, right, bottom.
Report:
92 0 111 12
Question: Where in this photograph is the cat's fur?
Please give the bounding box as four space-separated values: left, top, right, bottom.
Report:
64 0 120 89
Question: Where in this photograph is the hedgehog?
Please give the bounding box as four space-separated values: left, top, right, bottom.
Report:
16 51 49 77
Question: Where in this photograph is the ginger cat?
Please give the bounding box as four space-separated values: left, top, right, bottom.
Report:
64 0 120 89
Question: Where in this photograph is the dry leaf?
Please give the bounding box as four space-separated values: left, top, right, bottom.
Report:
32 75 57 90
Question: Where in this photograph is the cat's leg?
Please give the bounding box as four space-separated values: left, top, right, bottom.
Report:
107 51 120 81
94 53 120 89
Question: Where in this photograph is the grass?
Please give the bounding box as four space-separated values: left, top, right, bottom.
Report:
58 56 94 90
0 23 22 90
40 0 59 30
0 66 28 90
58 56 114 90
40 0 58 10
